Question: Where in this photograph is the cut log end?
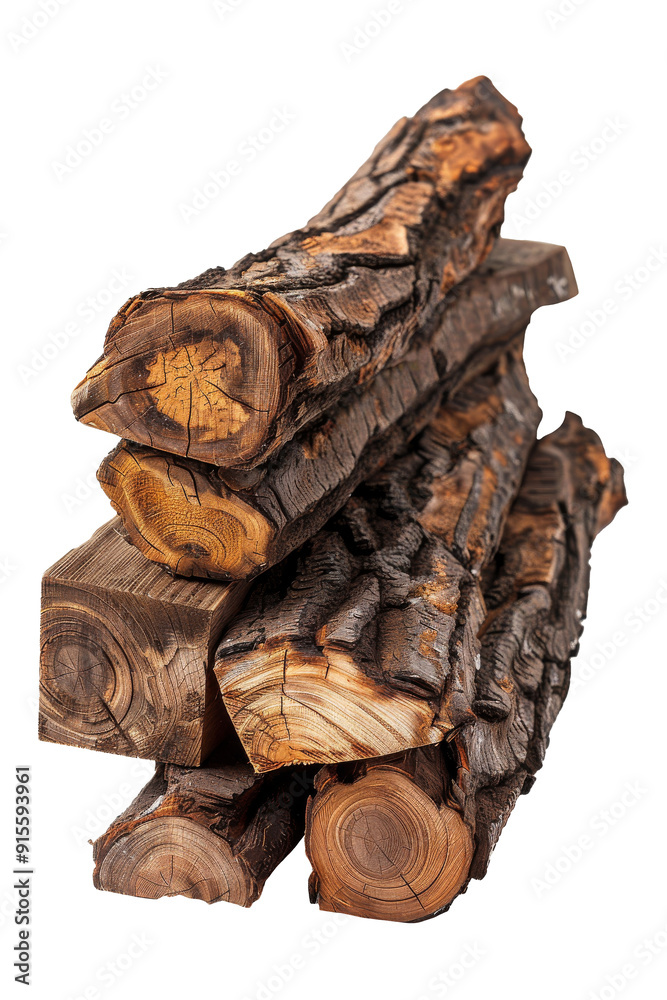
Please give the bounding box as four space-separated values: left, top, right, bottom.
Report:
40 592 139 747
39 520 246 765
92 755 313 909
219 645 447 772
94 816 255 906
306 765 473 922
98 443 275 581
72 292 285 469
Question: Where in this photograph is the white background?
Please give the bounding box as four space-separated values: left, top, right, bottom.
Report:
1 1 665 998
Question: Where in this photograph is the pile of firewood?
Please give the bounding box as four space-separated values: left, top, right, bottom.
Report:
39 77 626 922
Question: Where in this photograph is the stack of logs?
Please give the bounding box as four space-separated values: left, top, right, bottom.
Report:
39 77 626 922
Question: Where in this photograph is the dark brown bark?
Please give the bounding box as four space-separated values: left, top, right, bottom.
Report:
214 345 541 771
305 415 627 922
96 239 576 582
93 739 313 907
39 520 247 765
453 413 627 878
72 78 531 470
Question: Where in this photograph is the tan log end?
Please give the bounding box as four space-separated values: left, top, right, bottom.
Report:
39 593 138 749
71 292 288 469
93 816 254 906
214 646 445 772
306 767 473 922
38 541 226 765
98 443 275 581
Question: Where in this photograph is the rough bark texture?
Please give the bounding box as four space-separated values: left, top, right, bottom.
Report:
305 415 627 922
452 413 627 879
72 77 531 470
96 239 575 582
39 520 248 765
92 740 313 907
214 345 541 771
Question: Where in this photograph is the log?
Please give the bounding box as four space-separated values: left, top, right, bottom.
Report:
306 747 473 923
72 77 531 470
305 414 627 922
39 520 248 764
97 348 440 583
214 344 541 771
453 412 627 877
96 239 576 582
92 740 313 907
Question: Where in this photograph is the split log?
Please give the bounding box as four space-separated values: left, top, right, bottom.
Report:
72 77 531 469
39 520 248 764
214 345 541 771
305 415 627 922
93 741 313 907
97 239 576 582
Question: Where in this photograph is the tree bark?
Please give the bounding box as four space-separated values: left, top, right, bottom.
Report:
305 415 627 922
92 740 313 907
72 77 531 470
214 344 541 771
96 239 575 582
452 412 627 878
39 520 248 765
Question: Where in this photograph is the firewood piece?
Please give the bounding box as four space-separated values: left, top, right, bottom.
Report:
39 520 248 765
97 349 440 582
306 747 473 923
92 742 313 907
214 345 541 771
453 413 628 874
97 239 576 582
71 77 531 469
305 415 627 922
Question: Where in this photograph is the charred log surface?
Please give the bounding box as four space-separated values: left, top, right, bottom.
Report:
72 78 531 470
455 413 627 878
304 415 626 921
214 346 541 770
96 240 575 582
